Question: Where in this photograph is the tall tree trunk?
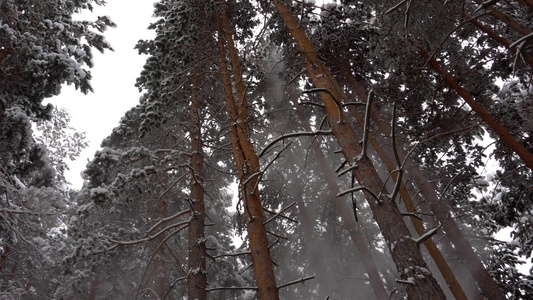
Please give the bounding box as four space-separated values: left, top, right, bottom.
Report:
271 1 446 298
337 61 506 300
334 61 468 300
216 14 279 300
439 234 484 299
153 196 170 298
285 151 333 299
290 91 389 299
187 66 207 300
419 46 533 172
471 0 532 36
87 271 100 300
442 1 533 67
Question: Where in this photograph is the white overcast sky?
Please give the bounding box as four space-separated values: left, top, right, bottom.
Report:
48 0 155 188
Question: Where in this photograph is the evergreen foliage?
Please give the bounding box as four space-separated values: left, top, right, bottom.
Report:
2 0 533 299
0 0 111 298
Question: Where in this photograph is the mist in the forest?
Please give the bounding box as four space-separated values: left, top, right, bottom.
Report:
5 0 533 298
257 44 402 299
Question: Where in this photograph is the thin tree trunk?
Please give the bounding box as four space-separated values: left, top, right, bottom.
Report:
87 271 99 300
285 151 333 299
290 92 389 299
439 234 484 300
153 196 169 298
216 14 279 299
187 65 207 300
271 1 446 298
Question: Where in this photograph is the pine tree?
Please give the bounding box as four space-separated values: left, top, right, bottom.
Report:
0 0 112 297
56 0 533 298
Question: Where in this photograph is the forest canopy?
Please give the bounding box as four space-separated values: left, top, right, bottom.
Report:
1 0 533 299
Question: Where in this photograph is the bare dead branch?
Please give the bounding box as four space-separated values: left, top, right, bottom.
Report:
264 202 297 225
474 0 503 13
158 172 189 200
277 276 315 289
337 164 358 177
390 101 404 203
263 207 298 223
401 212 423 221
342 101 366 107
243 171 263 189
510 32 533 49
389 288 398 300
251 142 293 194
298 100 325 108
335 159 348 173
205 286 258 292
0 209 63 216
211 251 251 259
409 225 442 245
385 0 408 15
510 32 533 73
396 278 416 285
361 89 374 158
337 186 380 202
268 237 281 249
259 130 333 157
302 88 344 124
162 276 187 300
267 231 289 241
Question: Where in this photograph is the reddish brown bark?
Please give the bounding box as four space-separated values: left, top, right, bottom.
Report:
335 62 468 300
271 1 446 298
439 235 484 299
518 0 533 9
336 60 505 300
419 47 533 173
410 166 506 300
472 0 532 36
187 66 207 300
216 13 279 299
438 0 533 67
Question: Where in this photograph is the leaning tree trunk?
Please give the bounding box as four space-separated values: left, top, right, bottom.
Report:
216 13 279 300
419 46 533 173
470 0 532 36
332 61 468 300
336 58 505 300
271 1 446 298
442 1 533 67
